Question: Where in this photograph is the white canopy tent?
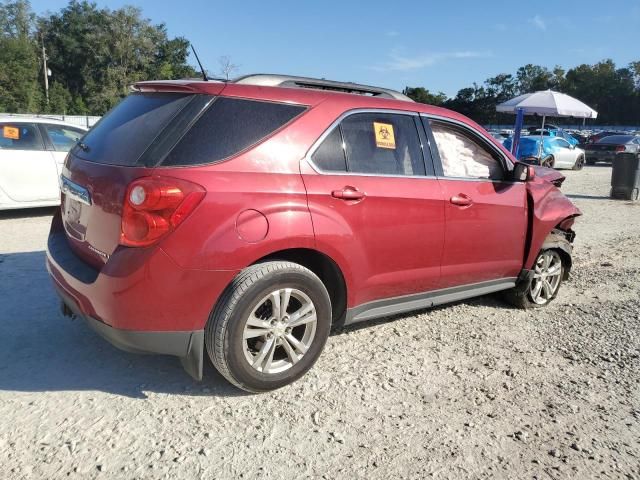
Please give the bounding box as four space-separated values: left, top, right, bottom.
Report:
496 90 598 145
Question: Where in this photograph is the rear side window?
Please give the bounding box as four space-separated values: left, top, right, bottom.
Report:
0 123 44 151
312 128 347 172
162 98 306 166
44 124 85 152
73 93 192 166
340 113 425 176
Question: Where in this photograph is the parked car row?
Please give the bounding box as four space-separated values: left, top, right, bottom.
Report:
492 124 639 169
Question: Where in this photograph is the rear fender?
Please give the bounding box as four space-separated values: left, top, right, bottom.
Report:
525 179 581 270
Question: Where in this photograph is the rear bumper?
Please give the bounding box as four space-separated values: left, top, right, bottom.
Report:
57 284 204 379
586 152 615 163
46 212 239 379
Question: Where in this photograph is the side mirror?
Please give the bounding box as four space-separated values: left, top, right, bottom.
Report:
513 162 535 182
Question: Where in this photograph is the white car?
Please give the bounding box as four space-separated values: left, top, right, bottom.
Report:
0 117 87 210
545 137 586 170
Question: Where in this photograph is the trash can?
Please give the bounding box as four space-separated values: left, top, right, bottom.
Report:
610 153 640 201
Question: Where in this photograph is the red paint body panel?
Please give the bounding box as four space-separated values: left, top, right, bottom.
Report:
524 176 581 269
46 80 580 337
438 179 528 288
301 161 445 307
48 213 237 331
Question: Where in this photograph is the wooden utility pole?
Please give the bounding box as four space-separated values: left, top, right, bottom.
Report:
41 34 49 105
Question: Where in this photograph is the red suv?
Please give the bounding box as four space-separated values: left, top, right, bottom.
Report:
47 74 580 392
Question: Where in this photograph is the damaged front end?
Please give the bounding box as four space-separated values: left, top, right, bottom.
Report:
523 171 581 272
532 166 566 188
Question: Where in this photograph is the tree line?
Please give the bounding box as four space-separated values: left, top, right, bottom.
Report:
0 0 197 115
404 60 640 126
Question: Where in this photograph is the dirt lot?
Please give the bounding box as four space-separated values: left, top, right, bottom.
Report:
0 166 638 480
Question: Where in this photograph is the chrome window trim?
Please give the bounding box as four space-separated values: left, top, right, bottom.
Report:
421 113 520 184
303 108 437 179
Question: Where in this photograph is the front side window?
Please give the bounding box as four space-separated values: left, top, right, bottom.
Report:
339 113 425 176
44 124 85 152
429 121 504 180
0 123 43 151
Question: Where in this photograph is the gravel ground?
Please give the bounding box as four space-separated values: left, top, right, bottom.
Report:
0 166 638 479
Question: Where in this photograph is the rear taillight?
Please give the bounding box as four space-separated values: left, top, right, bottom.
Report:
615 145 626 152
120 177 205 247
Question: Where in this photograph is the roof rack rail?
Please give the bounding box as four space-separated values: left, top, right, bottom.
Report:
233 74 414 102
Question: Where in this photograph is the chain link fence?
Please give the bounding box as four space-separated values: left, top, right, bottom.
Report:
0 113 101 129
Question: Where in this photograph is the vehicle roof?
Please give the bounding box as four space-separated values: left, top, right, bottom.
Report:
0 115 88 129
133 79 481 129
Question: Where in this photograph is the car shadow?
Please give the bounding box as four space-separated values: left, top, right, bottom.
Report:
566 194 611 200
0 206 58 219
0 250 247 399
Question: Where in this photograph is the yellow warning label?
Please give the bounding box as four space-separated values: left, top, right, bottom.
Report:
373 122 395 149
3 126 19 140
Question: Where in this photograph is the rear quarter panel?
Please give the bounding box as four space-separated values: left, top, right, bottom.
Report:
157 107 325 271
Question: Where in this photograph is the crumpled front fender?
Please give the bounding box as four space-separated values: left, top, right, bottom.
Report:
525 177 581 269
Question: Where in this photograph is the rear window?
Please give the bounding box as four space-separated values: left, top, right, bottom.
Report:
73 93 192 166
161 98 306 166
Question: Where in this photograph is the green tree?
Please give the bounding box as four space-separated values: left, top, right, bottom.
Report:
516 64 552 93
402 87 447 105
45 81 72 113
0 0 42 112
40 1 196 114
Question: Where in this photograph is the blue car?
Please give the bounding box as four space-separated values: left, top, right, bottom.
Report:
528 128 580 146
504 135 586 169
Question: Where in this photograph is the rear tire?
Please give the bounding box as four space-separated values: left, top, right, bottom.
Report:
205 261 331 392
542 155 555 168
503 249 566 309
573 155 585 170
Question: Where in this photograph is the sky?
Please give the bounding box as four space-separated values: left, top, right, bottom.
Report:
29 0 640 97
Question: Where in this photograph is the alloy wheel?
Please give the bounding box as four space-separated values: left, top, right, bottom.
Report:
530 251 562 305
242 288 317 374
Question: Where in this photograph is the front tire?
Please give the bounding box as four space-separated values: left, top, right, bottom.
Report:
503 249 565 309
205 261 332 392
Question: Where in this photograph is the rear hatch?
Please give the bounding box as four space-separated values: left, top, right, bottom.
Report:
59 83 308 268
60 90 216 268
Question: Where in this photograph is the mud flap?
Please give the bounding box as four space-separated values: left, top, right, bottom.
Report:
180 331 204 381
